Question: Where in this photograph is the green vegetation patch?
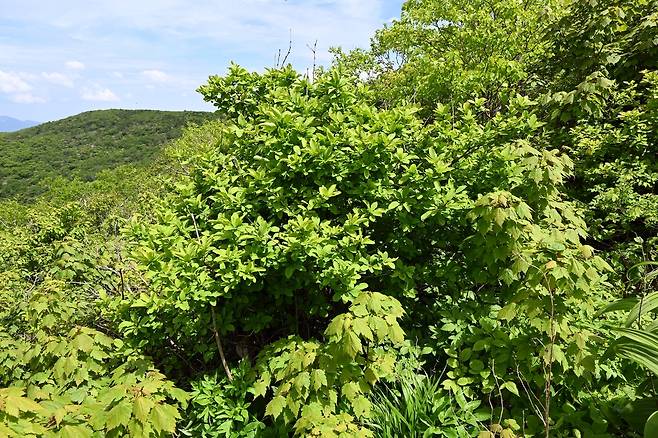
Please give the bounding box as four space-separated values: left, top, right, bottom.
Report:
0 109 216 200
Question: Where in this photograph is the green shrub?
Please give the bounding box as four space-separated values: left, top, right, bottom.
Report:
0 283 187 437
181 362 265 438
107 62 611 436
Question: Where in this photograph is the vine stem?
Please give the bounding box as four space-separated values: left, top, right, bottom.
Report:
211 305 233 381
491 359 504 426
544 284 556 438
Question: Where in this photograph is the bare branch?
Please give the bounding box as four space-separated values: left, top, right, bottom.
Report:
279 29 293 67
306 39 318 81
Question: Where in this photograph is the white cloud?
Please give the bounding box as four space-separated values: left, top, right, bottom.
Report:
42 72 74 87
81 86 119 102
11 93 46 104
1 0 389 67
142 69 170 83
65 60 85 70
141 69 198 91
0 71 43 104
0 0 399 120
0 70 32 94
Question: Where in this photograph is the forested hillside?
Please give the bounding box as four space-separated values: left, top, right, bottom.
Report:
0 109 216 199
2 0 658 437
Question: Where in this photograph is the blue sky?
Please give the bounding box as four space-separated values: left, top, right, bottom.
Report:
0 0 404 122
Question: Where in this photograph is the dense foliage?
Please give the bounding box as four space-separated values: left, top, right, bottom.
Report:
0 109 215 200
2 0 658 436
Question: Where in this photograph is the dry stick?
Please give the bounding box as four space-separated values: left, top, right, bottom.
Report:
189 212 201 242
211 305 233 381
189 211 233 381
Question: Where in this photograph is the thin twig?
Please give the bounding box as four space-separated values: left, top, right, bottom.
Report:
515 363 545 419
491 359 504 426
115 243 125 300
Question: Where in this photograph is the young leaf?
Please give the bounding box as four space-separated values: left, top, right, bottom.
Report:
149 404 178 433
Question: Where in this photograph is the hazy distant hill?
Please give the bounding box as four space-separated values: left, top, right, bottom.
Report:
0 109 217 199
0 116 39 132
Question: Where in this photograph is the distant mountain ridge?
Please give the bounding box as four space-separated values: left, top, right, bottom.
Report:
0 109 217 199
0 116 39 132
